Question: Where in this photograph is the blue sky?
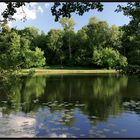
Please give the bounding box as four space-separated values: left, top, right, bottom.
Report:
9 2 130 34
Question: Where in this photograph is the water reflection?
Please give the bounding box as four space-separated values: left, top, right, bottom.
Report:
0 74 140 137
39 75 128 122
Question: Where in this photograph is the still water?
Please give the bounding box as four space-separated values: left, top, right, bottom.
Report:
0 74 140 138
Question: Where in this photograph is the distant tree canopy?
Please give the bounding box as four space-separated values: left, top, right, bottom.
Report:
0 16 128 71
0 2 140 73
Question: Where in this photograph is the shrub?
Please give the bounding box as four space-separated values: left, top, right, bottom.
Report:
93 48 128 69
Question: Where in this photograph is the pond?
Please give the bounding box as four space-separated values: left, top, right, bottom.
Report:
0 74 140 138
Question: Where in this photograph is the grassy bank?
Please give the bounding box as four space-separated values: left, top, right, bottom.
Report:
20 68 119 76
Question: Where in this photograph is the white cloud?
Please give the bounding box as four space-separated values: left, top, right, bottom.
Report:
49 133 67 138
29 3 38 7
0 2 45 22
0 114 36 137
45 3 50 8
0 3 6 12
14 6 36 20
0 3 7 21
0 2 46 28
13 3 44 20
38 6 43 13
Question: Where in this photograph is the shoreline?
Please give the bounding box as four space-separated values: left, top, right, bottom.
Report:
20 69 119 75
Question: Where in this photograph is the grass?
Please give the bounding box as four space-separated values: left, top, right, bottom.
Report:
44 65 102 70
19 66 119 76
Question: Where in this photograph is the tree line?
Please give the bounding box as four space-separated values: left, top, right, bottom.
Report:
0 16 139 71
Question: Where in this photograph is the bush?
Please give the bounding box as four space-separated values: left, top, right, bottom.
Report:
93 48 128 69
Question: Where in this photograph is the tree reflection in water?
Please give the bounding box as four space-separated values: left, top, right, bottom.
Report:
1 74 140 137
0 74 129 126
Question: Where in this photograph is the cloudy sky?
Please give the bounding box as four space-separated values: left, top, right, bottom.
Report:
0 2 130 33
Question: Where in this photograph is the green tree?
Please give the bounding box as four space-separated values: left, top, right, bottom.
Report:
19 37 45 68
0 15 130 70
35 31 47 51
32 47 46 67
87 17 110 49
0 31 21 70
59 17 76 64
46 29 64 65
74 28 90 66
74 17 112 66
93 48 128 69
0 26 46 70
18 26 40 50
116 3 140 66
109 25 123 51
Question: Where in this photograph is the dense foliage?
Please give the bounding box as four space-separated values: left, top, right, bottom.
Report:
0 25 45 70
93 48 127 69
1 15 140 71
116 2 140 74
1 2 140 73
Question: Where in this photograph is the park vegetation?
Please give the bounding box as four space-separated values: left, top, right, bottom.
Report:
0 2 140 75
0 16 129 72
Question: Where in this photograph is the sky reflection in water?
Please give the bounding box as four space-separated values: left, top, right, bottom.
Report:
0 74 140 138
